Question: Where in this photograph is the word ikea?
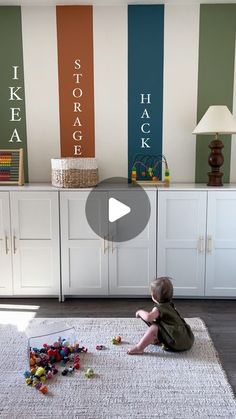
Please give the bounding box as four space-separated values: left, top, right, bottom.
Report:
9 65 22 144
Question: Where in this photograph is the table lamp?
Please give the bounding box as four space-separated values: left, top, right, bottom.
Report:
192 105 236 186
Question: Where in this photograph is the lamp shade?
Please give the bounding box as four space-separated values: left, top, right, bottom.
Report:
192 105 236 134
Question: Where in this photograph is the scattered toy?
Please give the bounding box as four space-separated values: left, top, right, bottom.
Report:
85 368 94 378
112 335 122 345
24 336 87 394
96 345 105 350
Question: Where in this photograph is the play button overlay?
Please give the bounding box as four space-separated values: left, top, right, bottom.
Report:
85 177 151 242
109 198 131 222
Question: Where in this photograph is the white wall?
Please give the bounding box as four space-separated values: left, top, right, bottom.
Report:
93 6 127 181
230 35 236 182
162 4 199 183
21 6 60 182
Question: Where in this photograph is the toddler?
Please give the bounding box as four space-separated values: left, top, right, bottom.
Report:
127 277 194 354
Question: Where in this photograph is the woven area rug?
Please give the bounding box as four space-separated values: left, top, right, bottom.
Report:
0 317 235 419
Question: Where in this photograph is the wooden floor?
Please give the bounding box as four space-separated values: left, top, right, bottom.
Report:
1 298 236 395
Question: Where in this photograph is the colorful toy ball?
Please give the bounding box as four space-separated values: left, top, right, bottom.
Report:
35 367 45 378
32 378 40 387
24 370 31 378
85 368 94 378
25 377 33 385
96 345 105 350
39 385 48 394
35 382 42 390
52 367 58 375
46 371 53 379
61 368 69 376
112 336 121 344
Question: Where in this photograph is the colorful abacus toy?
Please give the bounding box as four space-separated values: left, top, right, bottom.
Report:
0 149 24 185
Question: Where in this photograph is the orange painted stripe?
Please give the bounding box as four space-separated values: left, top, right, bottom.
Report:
56 6 95 157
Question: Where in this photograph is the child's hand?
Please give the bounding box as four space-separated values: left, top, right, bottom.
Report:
135 310 140 318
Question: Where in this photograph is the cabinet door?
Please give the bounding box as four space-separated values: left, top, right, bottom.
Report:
10 192 60 296
109 191 156 295
60 192 108 296
157 191 207 296
0 192 13 295
206 191 236 297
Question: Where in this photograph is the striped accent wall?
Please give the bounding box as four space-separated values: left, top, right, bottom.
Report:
128 5 164 181
57 6 95 158
0 4 236 183
0 6 28 181
196 4 236 184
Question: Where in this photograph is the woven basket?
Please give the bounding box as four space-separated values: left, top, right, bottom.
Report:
51 158 98 188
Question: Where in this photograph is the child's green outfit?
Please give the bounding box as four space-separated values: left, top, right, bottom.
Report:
153 301 194 351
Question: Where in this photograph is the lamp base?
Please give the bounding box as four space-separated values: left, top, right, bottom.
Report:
207 171 223 187
207 137 224 187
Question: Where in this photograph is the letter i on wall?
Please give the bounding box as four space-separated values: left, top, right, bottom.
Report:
56 6 95 158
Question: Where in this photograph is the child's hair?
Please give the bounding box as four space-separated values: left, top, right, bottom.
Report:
150 277 173 303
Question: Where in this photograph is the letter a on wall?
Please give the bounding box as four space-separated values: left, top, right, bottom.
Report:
56 6 95 157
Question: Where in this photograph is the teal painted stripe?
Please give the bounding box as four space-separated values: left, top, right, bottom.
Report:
128 5 164 182
196 4 236 184
0 6 28 181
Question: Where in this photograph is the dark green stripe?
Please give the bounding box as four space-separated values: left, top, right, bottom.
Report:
196 4 236 183
128 5 164 181
0 7 28 182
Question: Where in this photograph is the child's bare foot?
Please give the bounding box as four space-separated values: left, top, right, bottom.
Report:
127 345 144 355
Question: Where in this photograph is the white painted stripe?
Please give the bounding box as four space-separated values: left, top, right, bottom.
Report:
230 35 236 182
93 6 127 181
163 5 200 182
21 6 60 182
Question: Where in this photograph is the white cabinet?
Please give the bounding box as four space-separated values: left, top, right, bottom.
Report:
206 192 236 296
0 191 60 296
109 191 156 295
60 191 156 297
157 191 207 296
60 191 108 296
157 190 236 297
0 193 13 295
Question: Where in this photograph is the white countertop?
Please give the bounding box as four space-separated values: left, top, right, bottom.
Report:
0 182 236 191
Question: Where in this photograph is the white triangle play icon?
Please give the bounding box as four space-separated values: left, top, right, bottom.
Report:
109 198 131 222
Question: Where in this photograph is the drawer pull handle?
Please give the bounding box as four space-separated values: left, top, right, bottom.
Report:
111 236 115 253
207 235 213 253
103 236 108 254
5 236 9 255
198 236 204 253
13 236 17 254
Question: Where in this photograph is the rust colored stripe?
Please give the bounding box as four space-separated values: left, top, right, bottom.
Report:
56 6 95 157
